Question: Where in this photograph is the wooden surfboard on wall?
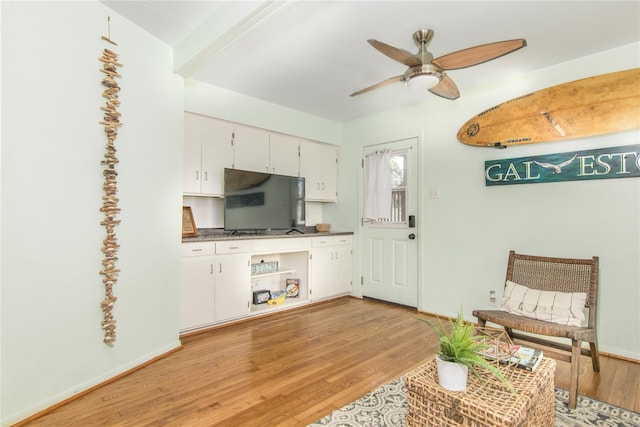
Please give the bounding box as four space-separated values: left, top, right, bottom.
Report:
457 68 640 148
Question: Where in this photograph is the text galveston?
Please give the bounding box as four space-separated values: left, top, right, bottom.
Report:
485 144 640 186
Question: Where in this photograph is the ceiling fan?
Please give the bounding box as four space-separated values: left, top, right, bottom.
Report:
350 29 526 99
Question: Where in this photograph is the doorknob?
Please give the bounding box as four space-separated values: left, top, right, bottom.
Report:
408 233 416 240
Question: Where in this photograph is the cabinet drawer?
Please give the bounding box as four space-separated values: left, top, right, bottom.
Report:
332 235 352 246
311 236 333 247
216 240 251 254
181 242 215 257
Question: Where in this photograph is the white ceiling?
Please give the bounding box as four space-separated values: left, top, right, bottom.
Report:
101 1 640 122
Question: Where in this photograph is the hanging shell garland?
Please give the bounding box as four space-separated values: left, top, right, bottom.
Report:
99 45 122 344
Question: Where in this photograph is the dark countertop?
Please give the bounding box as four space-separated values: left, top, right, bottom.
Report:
182 227 353 243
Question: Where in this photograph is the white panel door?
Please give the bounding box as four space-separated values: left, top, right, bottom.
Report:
362 138 418 307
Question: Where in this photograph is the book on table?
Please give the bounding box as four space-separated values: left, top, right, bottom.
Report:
511 346 543 371
479 342 544 371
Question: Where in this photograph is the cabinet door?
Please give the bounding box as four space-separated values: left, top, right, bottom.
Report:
310 236 352 300
300 141 338 202
269 133 300 177
180 256 215 330
334 243 353 294
233 124 269 172
310 246 336 300
214 253 251 321
201 117 234 196
183 113 202 194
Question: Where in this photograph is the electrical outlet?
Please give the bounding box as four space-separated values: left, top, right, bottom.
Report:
489 290 497 306
428 189 440 199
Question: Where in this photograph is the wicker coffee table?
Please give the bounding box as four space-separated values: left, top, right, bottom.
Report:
405 357 556 426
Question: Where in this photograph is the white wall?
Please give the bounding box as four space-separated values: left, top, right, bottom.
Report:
335 43 640 360
1 2 184 424
184 79 341 145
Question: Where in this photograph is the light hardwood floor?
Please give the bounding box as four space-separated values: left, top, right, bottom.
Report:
19 297 640 426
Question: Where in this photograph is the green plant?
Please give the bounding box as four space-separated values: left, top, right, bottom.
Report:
420 309 517 395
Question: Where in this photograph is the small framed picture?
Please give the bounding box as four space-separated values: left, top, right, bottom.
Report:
286 278 300 298
182 206 198 238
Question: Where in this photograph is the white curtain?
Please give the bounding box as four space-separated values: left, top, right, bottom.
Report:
363 150 392 221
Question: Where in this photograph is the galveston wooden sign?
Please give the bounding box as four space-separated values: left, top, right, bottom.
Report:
485 144 640 186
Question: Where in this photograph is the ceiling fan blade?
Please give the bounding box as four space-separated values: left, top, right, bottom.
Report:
368 39 421 67
350 75 404 97
428 75 460 100
432 39 526 70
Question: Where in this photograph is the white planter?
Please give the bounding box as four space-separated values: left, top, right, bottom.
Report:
436 355 469 391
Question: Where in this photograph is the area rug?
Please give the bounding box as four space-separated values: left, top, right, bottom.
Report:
308 377 640 426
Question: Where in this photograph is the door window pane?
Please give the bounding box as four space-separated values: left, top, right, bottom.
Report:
390 153 407 222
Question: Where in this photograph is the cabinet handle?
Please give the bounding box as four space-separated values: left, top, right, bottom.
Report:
210 264 213 275
191 248 203 252
219 263 222 273
334 251 338 260
195 170 199 181
229 246 239 250
204 171 208 181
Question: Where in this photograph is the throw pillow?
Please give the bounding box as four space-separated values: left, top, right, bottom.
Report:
501 280 587 326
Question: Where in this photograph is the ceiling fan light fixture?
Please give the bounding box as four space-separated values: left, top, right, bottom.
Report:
407 73 441 90
404 64 442 90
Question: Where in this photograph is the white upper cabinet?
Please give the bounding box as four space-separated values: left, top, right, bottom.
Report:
183 113 337 202
183 113 203 194
183 112 233 197
233 124 270 173
202 117 234 196
300 141 338 202
269 133 300 177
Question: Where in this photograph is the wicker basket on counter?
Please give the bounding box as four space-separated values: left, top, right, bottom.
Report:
315 223 330 232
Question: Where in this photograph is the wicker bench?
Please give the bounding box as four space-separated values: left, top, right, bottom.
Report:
472 250 600 409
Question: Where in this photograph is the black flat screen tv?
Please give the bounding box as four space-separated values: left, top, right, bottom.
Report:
224 168 305 232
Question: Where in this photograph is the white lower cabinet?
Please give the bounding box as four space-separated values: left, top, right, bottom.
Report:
180 242 216 331
213 253 251 322
310 235 353 301
180 242 250 331
180 235 352 332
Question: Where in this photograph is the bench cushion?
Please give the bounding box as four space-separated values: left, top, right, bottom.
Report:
502 280 587 326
